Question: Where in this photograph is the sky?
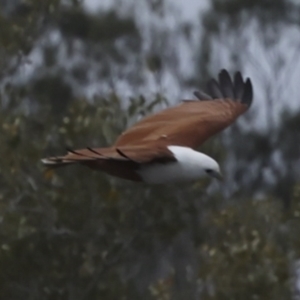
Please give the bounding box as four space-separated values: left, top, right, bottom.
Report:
82 0 300 130
14 0 300 132
79 0 211 102
83 0 209 20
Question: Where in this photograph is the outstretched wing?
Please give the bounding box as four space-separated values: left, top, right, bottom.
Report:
114 70 253 149
42 70 253 172
42 143 175 165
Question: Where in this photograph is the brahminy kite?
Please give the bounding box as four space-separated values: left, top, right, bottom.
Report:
42 69 253 184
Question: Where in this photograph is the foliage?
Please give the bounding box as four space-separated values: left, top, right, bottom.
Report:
1 0 300 299
1 96 300 299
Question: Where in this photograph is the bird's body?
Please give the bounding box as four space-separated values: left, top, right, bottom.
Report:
42 69 253 183
136 146 221 184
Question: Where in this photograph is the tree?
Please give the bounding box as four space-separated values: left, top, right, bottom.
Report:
1 0 300 299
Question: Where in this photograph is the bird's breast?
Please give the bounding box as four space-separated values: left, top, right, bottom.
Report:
137 160 202 184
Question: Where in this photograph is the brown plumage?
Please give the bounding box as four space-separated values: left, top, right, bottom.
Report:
42 69 253 182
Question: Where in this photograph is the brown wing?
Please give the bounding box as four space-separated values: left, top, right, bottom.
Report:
41 145 171 181
42 70 253 174
114 69 253 149
42 142 175 165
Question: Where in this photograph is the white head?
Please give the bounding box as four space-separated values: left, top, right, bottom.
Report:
198 153 223 181
167 146 223 181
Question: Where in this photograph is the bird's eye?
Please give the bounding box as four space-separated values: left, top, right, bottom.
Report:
205 169 213 174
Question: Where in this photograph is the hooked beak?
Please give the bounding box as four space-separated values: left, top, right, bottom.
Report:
211 171 223 181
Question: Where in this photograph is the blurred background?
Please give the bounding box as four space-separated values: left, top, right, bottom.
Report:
1 0 300 299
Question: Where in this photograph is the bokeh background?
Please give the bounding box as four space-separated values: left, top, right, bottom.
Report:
1 0 300 299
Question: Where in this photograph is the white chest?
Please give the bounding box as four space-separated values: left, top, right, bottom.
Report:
137 160 202 184
136 146 220 184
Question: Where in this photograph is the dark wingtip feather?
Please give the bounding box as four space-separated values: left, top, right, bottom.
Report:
195 69 253 107
193 90 212 100
242 78 253 106
218 69 234 99
206 79 223 99
233 71 244 100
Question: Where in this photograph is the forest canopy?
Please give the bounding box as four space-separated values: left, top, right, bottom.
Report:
1 0 300 299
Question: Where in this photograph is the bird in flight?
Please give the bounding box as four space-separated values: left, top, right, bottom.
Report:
42 69 253 184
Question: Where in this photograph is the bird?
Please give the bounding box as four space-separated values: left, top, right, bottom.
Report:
41 69 253 184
